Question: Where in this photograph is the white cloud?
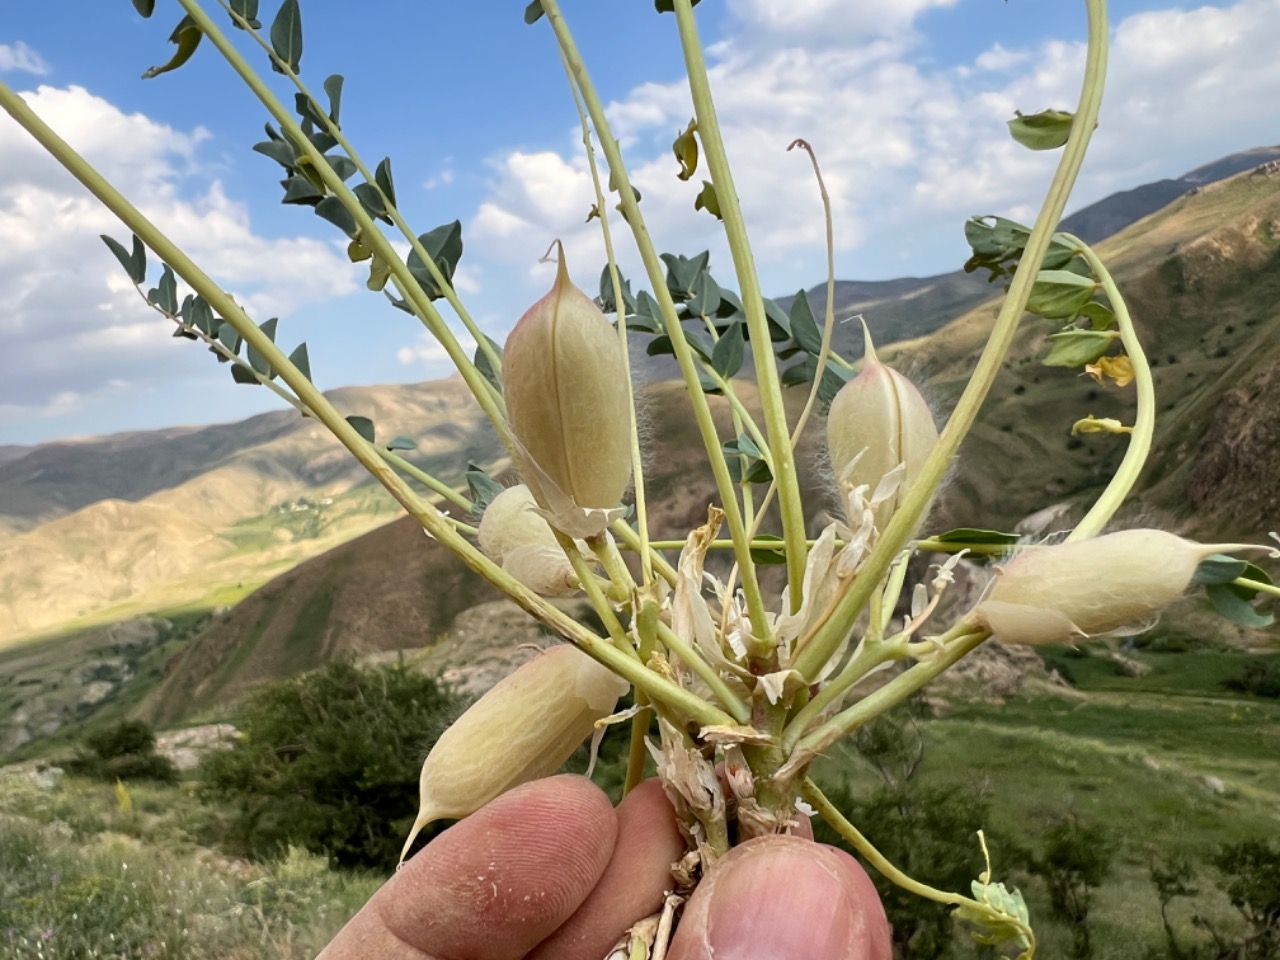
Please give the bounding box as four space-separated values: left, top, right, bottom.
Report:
466 0 1280 303
0 84 358 431
397 330 476 368
0 42 49 76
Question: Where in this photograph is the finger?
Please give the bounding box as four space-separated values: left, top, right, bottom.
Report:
527 779 686 960
667 835 892 960
319 775 617 960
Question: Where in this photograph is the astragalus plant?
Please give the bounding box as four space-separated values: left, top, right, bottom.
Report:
4 1 1278 956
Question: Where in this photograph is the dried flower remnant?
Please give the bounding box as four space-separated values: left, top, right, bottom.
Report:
399 643 627 866
503 242 632 537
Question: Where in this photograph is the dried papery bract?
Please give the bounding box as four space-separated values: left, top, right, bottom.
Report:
398 643 628 866
826 324 939 534
972 529 1232 645
503 242 632 537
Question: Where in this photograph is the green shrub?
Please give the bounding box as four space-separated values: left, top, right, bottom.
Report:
1221 660 1280 699
65 719 179 784
200 658 465 871
1030 815 1113 959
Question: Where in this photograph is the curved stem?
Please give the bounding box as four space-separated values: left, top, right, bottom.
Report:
801 778 1036 955
1060 235 1155 541
672 0 808 610
790 0 1109 682
539 0 771 637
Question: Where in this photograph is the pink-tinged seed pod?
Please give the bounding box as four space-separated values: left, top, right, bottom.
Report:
503 244 632 534
398 644 627 866
826 325 938 533
973 529 1225 645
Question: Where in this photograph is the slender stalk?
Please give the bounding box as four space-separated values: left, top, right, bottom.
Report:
540 0 771 636
216 0 505 388
554 531 635 656
655 621 752 724
801 778 1035 955
1235 577 1280 599
786 629 989 757
1061 236 1154 541
561 54 656 588
174 0 510 446
790 0 1110 682
0 77 734 731
381 451 473 512
671 0 808 610
612 520 679 586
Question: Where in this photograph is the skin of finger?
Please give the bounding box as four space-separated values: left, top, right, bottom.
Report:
666 836 893 960
526 778 686 960
318 776 618 960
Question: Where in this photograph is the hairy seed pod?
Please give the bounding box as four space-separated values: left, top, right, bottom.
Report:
826 324 938 532
398 644 627 866
973 529 1223 645
503 243 632 535
477 484 560 563
501 544 581 597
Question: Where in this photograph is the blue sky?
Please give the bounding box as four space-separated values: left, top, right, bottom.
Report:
1 0 1275 445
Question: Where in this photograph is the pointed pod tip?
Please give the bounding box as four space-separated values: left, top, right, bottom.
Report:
860 317 880 364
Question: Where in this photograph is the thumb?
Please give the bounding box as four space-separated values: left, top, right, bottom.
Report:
667 836 892 960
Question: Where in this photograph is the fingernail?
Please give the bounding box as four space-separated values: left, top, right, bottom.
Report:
704 847 855 959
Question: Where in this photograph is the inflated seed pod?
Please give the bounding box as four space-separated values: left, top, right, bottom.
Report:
973 529 1226 645
477 484 560 564
501 544 581 597
826 324 938 533
398 644 628 866
503 243 632 533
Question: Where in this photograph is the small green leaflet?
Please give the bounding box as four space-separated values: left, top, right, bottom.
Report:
474 335 503 394
147 265 178 315
407 220 464 300
323 74 344 125
1204 560 1276 628
466 464 505 516
101 233 147 285
1193 554 1248 586
1042 329 1118 368
375 157 397 208
246 317 279 378
1008 109 1075 151
788 289 823 356
142 14 202 79
750 534 787 565
231 364 261 385
270 0 303 73
386 436 417 451
229 0 260 29
711 321 745 378
523 1 545 24
694 180 722 220
287 342 311 382
345 415 375 443
132 0 156 16
1026 270 1098 319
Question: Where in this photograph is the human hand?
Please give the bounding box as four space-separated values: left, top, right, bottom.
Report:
318 775 891 960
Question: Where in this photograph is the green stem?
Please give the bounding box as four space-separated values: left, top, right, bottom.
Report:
1060 235 1154 541
655 621 752 725
611 520 679 586
539 0 771 637
554 531 634 656
787 629 989 757
790 0 1109 682
1236 577 1280 599
625 599 661 795
671 0 808 611
782 635 907 750
175 0 510 446
381 451 473 513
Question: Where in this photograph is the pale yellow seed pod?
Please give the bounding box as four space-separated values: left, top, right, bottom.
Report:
477 484 560 563
503 243 632 533
826 324 938 533
501 544 581 597
973 529 1222 645
398 644 627 866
